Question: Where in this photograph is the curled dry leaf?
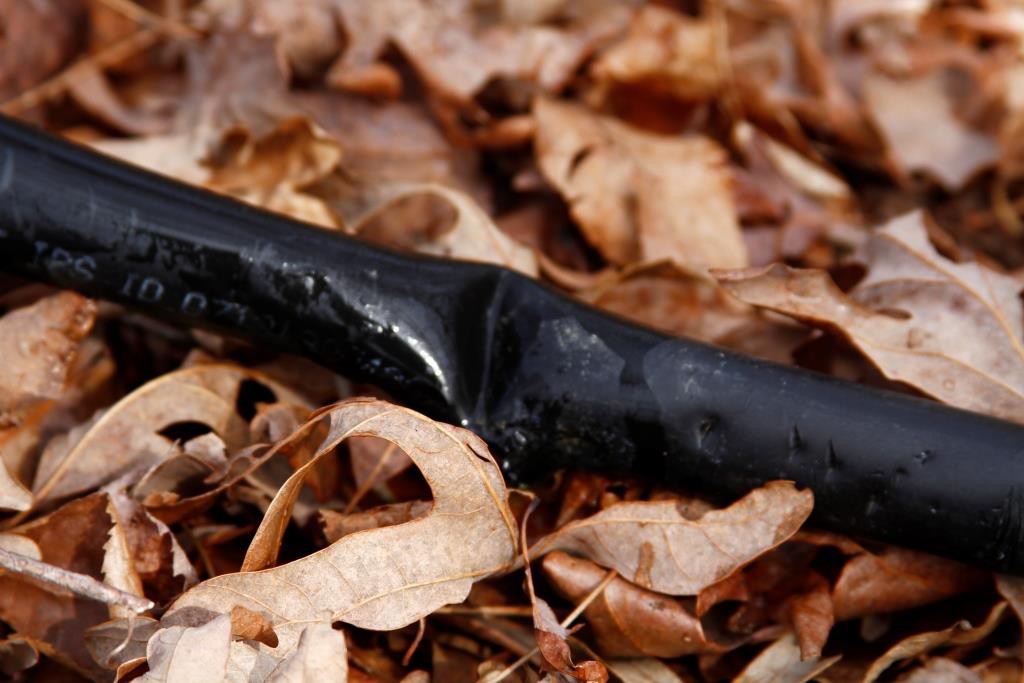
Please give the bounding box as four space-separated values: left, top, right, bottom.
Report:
542 551 730 658
733 632 840 683
864 69 998 189
862 602 1008 683
528 481 812 595
534 98 746 271
29 364 303 513
788 577 833 661
832 547 988 622
161 398 517 652
715 211 1024 422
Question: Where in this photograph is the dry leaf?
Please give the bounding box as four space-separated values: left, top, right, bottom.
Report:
863 602 1008 682
85 616 160 671
789 578 833 661
529 481 812 595
161 399 517 652
898 658 983 683
340 182 539 276
29 364 303 512
267 623 348 682
831 547 988 621
591 6 722 101
330 0 629 103
865 69 998 189
0 494 129 678
543 552 730 658
141 613 232 683
0 291 96 423
733 632 840 683
534 98 746 271
715 211 1024 422
604 658 685 683
319 501 432 543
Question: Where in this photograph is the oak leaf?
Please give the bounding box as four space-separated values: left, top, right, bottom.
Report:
160 399 517 653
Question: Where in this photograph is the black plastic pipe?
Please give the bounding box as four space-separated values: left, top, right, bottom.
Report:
2 115 1024 573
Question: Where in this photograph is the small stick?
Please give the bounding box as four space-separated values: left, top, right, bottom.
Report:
0 548 153 613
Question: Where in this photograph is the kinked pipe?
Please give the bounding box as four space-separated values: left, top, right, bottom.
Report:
2 115 1023 572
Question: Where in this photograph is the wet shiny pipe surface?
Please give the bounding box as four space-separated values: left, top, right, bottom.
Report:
2 115 1024 572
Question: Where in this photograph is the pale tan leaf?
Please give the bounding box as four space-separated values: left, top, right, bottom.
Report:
863 602 1008 682
346 182 538 276
528 481 812 595
715 211 1024 422
141 613 232 683
161 399 517 651
865 69 998 189
267 623 348 683
734 632 841 683
534 98 746 271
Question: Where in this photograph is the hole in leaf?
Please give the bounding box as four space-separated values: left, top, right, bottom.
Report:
158 421 214 443
236 379 278 421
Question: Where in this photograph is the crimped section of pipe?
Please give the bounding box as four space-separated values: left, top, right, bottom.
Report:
2 115 1023 572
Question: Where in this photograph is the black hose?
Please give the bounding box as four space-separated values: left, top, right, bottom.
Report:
2 115 1023 573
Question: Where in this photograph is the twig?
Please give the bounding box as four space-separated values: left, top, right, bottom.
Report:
0 547 153 613
434 605 534 617
485 567 617 683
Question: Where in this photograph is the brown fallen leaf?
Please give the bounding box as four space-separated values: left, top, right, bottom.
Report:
831 547 988 622
733 632 840 683
534 98 746 271
788 575 833 661
0 494 134 678
335 181 539 276
591 5 722 101
330 0 630 104
528 481 812 596
715 210 1024 422
85 616 160 672
862 602 1008 682
0 636 38 677
0 291 96 425
161 398 517 652
865 68 999 189
543 551 730 658
604 657 686 683
319 501 432 543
